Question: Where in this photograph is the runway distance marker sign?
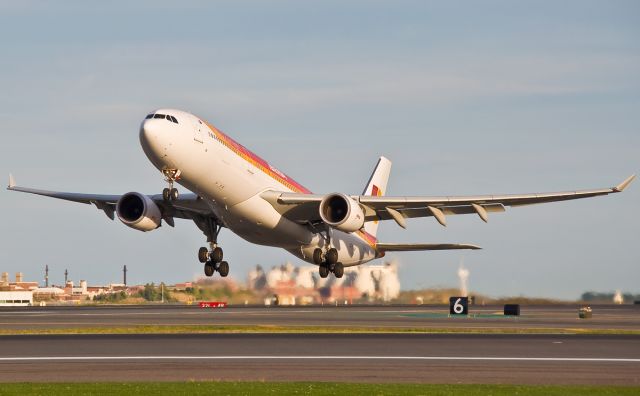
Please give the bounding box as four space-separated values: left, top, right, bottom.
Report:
199 302 228 308
449 297 468 315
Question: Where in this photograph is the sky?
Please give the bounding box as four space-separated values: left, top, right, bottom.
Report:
0 1 638 299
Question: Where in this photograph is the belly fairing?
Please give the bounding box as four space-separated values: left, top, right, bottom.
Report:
295 229 378 266
225 193 314 248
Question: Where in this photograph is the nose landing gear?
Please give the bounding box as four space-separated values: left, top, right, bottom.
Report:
161 169 181 201
163 187 179 201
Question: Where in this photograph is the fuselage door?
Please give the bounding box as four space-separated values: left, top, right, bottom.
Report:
192 118 204 143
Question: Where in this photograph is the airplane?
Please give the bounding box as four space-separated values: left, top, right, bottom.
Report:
7 109 636 278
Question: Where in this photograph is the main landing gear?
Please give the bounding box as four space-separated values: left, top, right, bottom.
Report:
313 248 344 279
199 246 229 277
162 169 181 201
197 219 230 277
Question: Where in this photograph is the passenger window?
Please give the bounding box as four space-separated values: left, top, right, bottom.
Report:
154 114 166 119
145 114 154 119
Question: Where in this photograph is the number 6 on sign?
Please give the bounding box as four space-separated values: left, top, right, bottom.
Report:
449 296 468 315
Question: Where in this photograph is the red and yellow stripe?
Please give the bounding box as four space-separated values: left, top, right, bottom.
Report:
204 121 312 194
204 120 378 248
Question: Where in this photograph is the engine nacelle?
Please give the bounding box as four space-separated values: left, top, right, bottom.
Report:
116 192 162 232
319 193 365 233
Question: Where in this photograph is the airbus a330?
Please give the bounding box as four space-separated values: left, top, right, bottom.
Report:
8 109 635 278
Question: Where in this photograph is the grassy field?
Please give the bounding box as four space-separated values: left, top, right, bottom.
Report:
0 382 638 396
0 324 638 336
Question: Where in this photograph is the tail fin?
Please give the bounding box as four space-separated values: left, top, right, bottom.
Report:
362 156 392 238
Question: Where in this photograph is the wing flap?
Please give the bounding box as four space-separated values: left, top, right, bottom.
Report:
367 203 506 222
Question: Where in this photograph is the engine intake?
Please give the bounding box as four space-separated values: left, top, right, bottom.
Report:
116 192 162 232
319 193 365 233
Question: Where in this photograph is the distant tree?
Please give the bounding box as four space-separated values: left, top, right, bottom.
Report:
140 283 159 301
137 283 174 302
93 290 128 303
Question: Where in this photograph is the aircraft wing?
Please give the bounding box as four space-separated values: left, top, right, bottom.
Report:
376 243 481 252
6 175 216 225
261 175 635 227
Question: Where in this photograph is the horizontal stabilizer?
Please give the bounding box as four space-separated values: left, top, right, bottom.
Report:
376 243 481 252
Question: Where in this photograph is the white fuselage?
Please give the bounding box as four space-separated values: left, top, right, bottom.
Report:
139 109 378 267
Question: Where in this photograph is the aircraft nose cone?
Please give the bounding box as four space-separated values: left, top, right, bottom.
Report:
140 119 158 146
139 119 167 163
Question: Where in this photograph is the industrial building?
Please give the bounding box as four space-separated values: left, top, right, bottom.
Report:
0 272 37 306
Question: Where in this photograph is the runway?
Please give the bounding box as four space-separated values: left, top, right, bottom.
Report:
0 305 638 384
0 333 638 384
1 304 639 332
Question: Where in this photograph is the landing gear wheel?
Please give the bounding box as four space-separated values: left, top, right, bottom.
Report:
313 248 323 265
319 265 329 278
170 188 179 200
198 247 209 263
211 247 224 263
218 261 229 277
326 248 338 265
204 262 215 277
333 262 344 278
162 188 171 202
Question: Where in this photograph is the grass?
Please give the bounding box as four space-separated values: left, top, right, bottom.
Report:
0 382 637 395
0 324 638 336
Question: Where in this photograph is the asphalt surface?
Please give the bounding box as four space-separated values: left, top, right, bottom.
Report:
0 333 638 384
1 304 639 332
0 305 639 384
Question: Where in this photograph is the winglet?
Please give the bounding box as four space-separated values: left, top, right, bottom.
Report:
8 173 15 189
613 174 635 192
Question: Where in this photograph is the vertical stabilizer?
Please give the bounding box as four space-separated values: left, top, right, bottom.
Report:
362 156 392 237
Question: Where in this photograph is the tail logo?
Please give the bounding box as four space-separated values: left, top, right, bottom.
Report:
371 185 382 224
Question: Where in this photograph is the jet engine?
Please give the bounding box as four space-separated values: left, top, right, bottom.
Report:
116 192 162 232
319 193 365 233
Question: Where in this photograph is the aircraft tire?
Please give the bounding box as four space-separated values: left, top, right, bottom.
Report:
334 263 344 278
170 188 179 200
326 248 338 265
198 247 209 263
211 247 224 263
162 188 171 202
319 265 329 278
313 248 323 265
204 262 215 277
218 261 229 277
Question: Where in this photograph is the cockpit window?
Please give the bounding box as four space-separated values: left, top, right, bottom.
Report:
147 113 178 124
